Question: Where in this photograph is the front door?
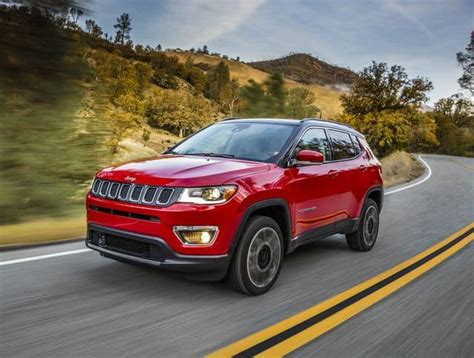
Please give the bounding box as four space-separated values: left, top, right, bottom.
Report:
287 128 340 238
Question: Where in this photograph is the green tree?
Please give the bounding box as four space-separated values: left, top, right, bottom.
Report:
340 62 435 156
339 110 411 156
206 61 231 104
85 19 103 38
182 57 207 92
457 31 474 95
146 91 215 137
239 73 288 117
434 97 473 128
114 13 132 46
341 62 433 116
339 107 438 157
265 72 285 114
149 52 182 89
227 79 241 115
69 7 84 25
134 62 152 98
432 97 474 155
285 87 320 119
239 80 269 117
406 110 439 152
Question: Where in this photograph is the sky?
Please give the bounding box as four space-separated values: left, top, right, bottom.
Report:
87 0 473 104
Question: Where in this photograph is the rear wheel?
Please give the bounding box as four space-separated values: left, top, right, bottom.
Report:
228 216 284 295
346 198 379 251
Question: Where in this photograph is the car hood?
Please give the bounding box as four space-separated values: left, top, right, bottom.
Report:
97 155 271 186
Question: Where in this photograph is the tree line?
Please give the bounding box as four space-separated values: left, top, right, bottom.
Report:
338 33 473 157
83 10 473 157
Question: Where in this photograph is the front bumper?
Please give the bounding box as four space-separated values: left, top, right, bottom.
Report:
86 193 243 255
86 223 230 280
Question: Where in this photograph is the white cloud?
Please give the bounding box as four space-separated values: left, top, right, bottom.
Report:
382 0 434 38
151 0 266 48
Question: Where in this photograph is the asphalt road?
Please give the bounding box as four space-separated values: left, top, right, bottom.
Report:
1 155 473 357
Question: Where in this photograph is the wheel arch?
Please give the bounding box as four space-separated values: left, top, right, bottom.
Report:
230 198 292 257
364 186 384 214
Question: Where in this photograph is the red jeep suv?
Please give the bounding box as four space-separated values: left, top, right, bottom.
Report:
86 118 383 295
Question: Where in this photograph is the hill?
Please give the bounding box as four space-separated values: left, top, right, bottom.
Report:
168 51 345 117
249 53 357 87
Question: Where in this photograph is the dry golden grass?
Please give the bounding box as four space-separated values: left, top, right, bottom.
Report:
169 51 343 118
0 215 85 249
381 151 425 188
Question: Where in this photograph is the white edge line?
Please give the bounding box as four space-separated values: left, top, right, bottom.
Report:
0 248 91 266
1 156 433 266
384 155 432 195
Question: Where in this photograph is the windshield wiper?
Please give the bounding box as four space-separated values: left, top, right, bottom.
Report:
190 152 235 158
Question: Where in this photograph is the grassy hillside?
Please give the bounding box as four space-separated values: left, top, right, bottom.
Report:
169 51 344 118
249 53 357 86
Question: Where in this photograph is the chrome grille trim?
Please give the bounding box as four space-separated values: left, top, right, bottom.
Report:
142 186 158 204
129 185 144 203
90 179 176 207
92 179 102 195
157 188 174 205
99 181 110 197
108 182 120 199
118 184 131 201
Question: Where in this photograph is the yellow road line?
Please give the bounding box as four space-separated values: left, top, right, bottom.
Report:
207 223 473 358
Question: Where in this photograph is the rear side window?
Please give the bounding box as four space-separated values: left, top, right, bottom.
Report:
359 137 375 159
295 128 331 161
328 130 355 160
350 134 363 156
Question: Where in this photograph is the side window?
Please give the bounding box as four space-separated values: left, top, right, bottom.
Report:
328 130 355 160
295 128 331 161
359 137 375 159
350 134 363 156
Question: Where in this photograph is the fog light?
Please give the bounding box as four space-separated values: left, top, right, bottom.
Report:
173 226 218 245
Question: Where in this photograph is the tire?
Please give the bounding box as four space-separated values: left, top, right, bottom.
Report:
346 198 380 252
228 215 284 295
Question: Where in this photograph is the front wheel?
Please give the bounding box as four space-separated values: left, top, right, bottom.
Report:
228 216 284 295
346 198 379 251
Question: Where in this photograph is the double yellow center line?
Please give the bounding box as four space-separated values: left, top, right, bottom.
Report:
207 223 474 358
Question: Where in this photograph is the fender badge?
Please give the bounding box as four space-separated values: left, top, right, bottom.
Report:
297 207 317 213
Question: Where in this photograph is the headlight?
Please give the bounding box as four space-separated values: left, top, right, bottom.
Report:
178 185 237 204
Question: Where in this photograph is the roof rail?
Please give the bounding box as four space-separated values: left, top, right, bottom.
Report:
301 117 354 130
220 117 241 121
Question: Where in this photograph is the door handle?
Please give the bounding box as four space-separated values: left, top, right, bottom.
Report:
328 169 339 177
359 165 368 172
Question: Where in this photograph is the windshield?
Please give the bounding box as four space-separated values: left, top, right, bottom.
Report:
169 122 298 163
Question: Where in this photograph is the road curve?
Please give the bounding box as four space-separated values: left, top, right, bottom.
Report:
1 155 473 357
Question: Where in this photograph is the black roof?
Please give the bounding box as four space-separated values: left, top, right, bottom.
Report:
219 117 363 137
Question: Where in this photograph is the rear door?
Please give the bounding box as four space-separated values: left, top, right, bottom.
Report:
326 130 366 220
287 128 340 238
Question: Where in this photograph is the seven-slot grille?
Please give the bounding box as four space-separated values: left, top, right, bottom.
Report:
91 179 175 206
